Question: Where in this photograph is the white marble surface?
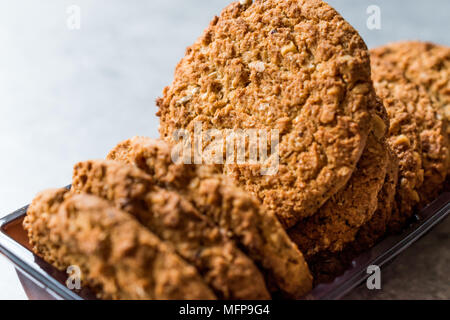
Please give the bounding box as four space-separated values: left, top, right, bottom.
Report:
0 0 448 300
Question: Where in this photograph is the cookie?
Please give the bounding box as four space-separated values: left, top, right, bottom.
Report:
107 137 195 189
288 132 389 257
351 147 399 251
305 249 354 285
371 47 448 213
300 147 399 284
156 0 377 228
23 188 69 269
375 41 450 198
24 189 216 300
107 136 313 299
372 42 449 133
72 160 271 300
369 63 424 228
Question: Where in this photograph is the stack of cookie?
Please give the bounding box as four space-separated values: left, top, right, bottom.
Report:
23 0 449 299
25 137 314 299
156 0 449 283
289 42 450 282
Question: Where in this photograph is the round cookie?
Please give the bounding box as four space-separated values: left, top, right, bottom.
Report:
351 147 399 251
300 148 399 284
371 48 448 209
288 132 389 257
157 0 377 228
25 189 217 300
370 61 424 228
371 42 449 134
72 160 270 300
108 137 313 299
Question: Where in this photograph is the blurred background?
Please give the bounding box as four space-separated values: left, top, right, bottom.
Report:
0 0 448 299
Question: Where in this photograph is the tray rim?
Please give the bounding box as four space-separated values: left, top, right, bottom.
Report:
307 192 450 299
0 193 449 300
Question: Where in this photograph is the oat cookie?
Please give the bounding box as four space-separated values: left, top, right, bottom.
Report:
108 137 313 299
23 188 69 269
304 151 398 284
351 148 399 251
24 190 216 300
372 48 448 214
372 42 450 199
371 42 449 133
157 0 377 228
305 249 354 285
369 65 424 228
72 160 270 300
288 133 389 257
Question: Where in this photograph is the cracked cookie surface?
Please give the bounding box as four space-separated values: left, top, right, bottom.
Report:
72 160 270 300
371 42 449 134
371 46 448 214
157 0 376 228
351 147 399 250
288 132 389 257
302 150 398 284
370 64 424 229
108 136 313 299
24 189 216 300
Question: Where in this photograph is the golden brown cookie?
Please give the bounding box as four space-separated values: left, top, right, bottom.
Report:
370 62 424 229
108 136 313 299
288 132 389 257
372 47 448 214
23 188 69 269
372 42 449 133
305 250 354 285
300 147 399 285
24 189 216 300
157 0 377 228
72 160 270 300
351 147 399 251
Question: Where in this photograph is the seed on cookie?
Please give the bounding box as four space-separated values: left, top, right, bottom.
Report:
372 114 387 139
249 61 266 72
281 42 298 56
394 134 411 147
239 0 252 6
177 95 193 105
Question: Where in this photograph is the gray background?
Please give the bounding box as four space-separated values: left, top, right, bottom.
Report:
0 0 448 299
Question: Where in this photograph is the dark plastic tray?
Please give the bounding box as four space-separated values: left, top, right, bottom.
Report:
0 193 449 300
